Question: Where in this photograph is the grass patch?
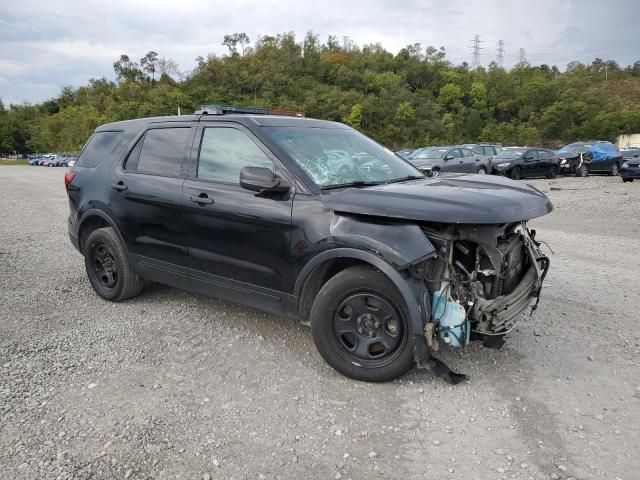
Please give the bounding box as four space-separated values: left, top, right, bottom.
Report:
0 158 29 166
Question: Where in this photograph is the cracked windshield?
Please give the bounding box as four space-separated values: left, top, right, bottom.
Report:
266 126 422 187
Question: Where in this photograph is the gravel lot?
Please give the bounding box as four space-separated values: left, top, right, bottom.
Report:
1 166 639 480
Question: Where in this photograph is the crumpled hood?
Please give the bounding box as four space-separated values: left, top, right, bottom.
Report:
323 173 553 224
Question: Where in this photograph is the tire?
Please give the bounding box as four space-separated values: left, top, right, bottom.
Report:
622 178 634 183
510 166 522 180
84 227 144 302
431 168 441 177
310 265 414 382
546 165 558 179
477 166 487 174
576 164 588 177
609 163 620 176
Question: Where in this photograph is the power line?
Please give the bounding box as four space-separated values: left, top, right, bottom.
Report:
496 40 505 67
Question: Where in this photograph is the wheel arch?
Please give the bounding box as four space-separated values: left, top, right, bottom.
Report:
77 209 126 255
294 248 429 336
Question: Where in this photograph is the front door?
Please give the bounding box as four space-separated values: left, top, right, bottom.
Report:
181 125 294 313
444 148 464 172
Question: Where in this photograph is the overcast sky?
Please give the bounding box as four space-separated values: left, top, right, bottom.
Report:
1 0 638 105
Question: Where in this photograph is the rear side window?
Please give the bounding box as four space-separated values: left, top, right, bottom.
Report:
133 127 192 177
197 127 273 183
76 131 122 168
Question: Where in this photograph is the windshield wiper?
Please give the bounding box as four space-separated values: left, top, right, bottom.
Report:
321 180 385 190
385 175 425 184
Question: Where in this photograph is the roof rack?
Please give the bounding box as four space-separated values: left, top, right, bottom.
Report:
195 104 304 117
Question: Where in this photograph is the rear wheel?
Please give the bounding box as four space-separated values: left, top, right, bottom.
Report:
546 165 558 179
609 163 620 176
85 227 144 301
311 266 414 382
477 166 487 174
510 167 522 180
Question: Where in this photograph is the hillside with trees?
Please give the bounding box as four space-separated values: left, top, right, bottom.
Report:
2 32 640 153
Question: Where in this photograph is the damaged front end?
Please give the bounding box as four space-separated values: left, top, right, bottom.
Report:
411 222 549 354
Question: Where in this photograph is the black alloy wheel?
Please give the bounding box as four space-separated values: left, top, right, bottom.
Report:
510 166 522 180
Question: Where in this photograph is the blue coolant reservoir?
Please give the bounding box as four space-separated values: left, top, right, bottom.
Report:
432 293 469 348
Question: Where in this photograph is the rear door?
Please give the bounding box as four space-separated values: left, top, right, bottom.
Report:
459 148 478 172
108 124 194 285
522 149 539 176
181 124 294 313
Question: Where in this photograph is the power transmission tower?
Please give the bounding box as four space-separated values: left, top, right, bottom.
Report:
496 40 505 68
518 48 527 64
470 34 482 68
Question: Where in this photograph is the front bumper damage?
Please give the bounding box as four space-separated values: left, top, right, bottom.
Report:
411 223 550 384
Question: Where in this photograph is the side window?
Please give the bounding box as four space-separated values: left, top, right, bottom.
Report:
461 148 474 158
134 128 191 177
539 150 550 159
123 135 144 171
197 127 273 183
484 146 495 156
473 146 482 155
449 149 463 159
76 131 123 168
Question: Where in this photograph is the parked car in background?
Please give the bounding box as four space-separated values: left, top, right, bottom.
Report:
29 156 43 166
395 149 414 158
491 147 559 180
463 143 503 158
621 148 640 182
556 141 622 177
406 145 492 176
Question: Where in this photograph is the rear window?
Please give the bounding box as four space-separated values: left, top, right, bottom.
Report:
134 127 192 177
76 131 122 168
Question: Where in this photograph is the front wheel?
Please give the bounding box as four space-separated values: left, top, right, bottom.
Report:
546 165 558 179
477 166 487 174
576 164 589 177
84 227 144 301
510 166 522 180
311 266 414 382
622 178 634 183
431 167 441 177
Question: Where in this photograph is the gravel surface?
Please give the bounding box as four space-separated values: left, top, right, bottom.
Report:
1 166 639 480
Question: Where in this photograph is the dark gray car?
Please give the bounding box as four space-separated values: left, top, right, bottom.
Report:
407 146 492 176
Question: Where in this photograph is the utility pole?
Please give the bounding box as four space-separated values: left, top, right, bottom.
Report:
518 48 527 64
470 34 482 68
496 40 505 68
604 65 608 81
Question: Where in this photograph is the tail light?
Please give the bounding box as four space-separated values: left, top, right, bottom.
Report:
64 171 75 191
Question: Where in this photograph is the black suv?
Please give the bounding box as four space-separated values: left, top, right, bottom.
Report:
66 108 552 383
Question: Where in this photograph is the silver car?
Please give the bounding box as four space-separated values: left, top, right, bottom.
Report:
406 146 492 176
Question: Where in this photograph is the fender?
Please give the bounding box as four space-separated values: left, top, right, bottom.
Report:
76 208 127 253
294 247 431 335
329 214 436 270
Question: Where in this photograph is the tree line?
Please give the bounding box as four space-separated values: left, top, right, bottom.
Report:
2 31 640 153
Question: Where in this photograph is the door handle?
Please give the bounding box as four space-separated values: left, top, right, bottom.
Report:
190 194 214 205
111 182 127 191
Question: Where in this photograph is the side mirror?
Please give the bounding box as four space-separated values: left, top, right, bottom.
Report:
240 166 290 193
